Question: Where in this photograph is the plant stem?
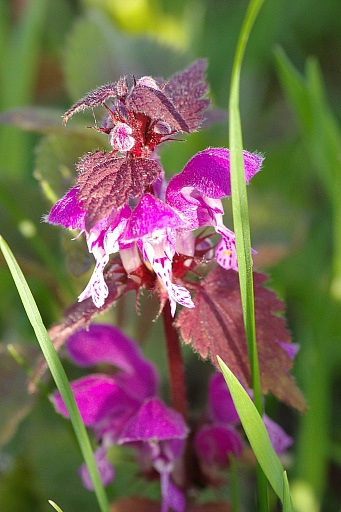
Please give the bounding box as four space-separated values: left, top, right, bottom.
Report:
162 301 188 421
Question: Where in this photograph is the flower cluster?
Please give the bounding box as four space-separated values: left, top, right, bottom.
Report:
48 149 262 315
46 61 263 316
51 325 293 510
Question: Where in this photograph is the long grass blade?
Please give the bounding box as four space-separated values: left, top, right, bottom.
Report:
0 236 110 512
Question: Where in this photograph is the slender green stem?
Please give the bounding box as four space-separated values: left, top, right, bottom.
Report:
228 0 268 510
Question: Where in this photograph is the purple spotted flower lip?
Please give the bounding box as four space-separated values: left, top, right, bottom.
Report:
47 148 263 315
51 324 188 511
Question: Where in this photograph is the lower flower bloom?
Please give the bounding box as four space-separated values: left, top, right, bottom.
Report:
50 324 188 511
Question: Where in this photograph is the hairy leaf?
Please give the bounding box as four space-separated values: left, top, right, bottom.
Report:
77 152 162 229
127 84 189 132
163 59 210 131
176 266 306 411
63 79 128 123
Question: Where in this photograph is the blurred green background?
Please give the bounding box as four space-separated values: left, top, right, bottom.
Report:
0 0 340 511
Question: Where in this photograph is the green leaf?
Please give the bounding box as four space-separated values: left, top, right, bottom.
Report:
228 1 267 508
283 471 293 512
0 236 110 512
218 357 288 504
48 501 64 512
275 47 341 299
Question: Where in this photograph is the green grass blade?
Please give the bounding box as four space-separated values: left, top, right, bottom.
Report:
228 0 267 509
283 471 293 512
0 236 110 512
228 0 265 418
48 501 64 512
218 357 286 502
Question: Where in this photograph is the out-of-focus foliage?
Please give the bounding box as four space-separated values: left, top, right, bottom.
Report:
0 0 340 511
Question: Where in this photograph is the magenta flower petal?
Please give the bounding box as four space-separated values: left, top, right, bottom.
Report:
166 148 263 206
208 373 240 424
66 325 159 400
78 447 115 490
194 424 243 467
118 397 188 443
51 374 140 426
46 186 86 230
123 193 186 242
263 415 293 455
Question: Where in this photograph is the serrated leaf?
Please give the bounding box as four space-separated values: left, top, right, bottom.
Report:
77 152 162 229
176 267 306 411
34 132 107 202
217 357 286 502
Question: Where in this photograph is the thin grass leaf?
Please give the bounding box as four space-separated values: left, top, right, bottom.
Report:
218 357 287 503
275 47 341 300
228 0 265 421
48 501 64 512
283 471 293 512
0 236 110 512
228 0 267 509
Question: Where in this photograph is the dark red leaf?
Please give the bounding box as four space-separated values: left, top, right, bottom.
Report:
63 78 129 123
163 59 210 131
127 84 189 132
76 152 162 229
176 266 306 411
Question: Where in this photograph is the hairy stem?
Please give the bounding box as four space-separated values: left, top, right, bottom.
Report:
162 301 188 421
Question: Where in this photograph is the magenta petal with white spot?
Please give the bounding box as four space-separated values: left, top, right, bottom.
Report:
123 193 186 242
166 148 263 220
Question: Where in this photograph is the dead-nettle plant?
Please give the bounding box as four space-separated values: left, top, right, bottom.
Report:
41 60 305 511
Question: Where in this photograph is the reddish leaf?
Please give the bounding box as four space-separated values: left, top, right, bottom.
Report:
76 152 162 229
63 78 129 123
176 266 306 411
163 59 210 131
127 84 189 132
